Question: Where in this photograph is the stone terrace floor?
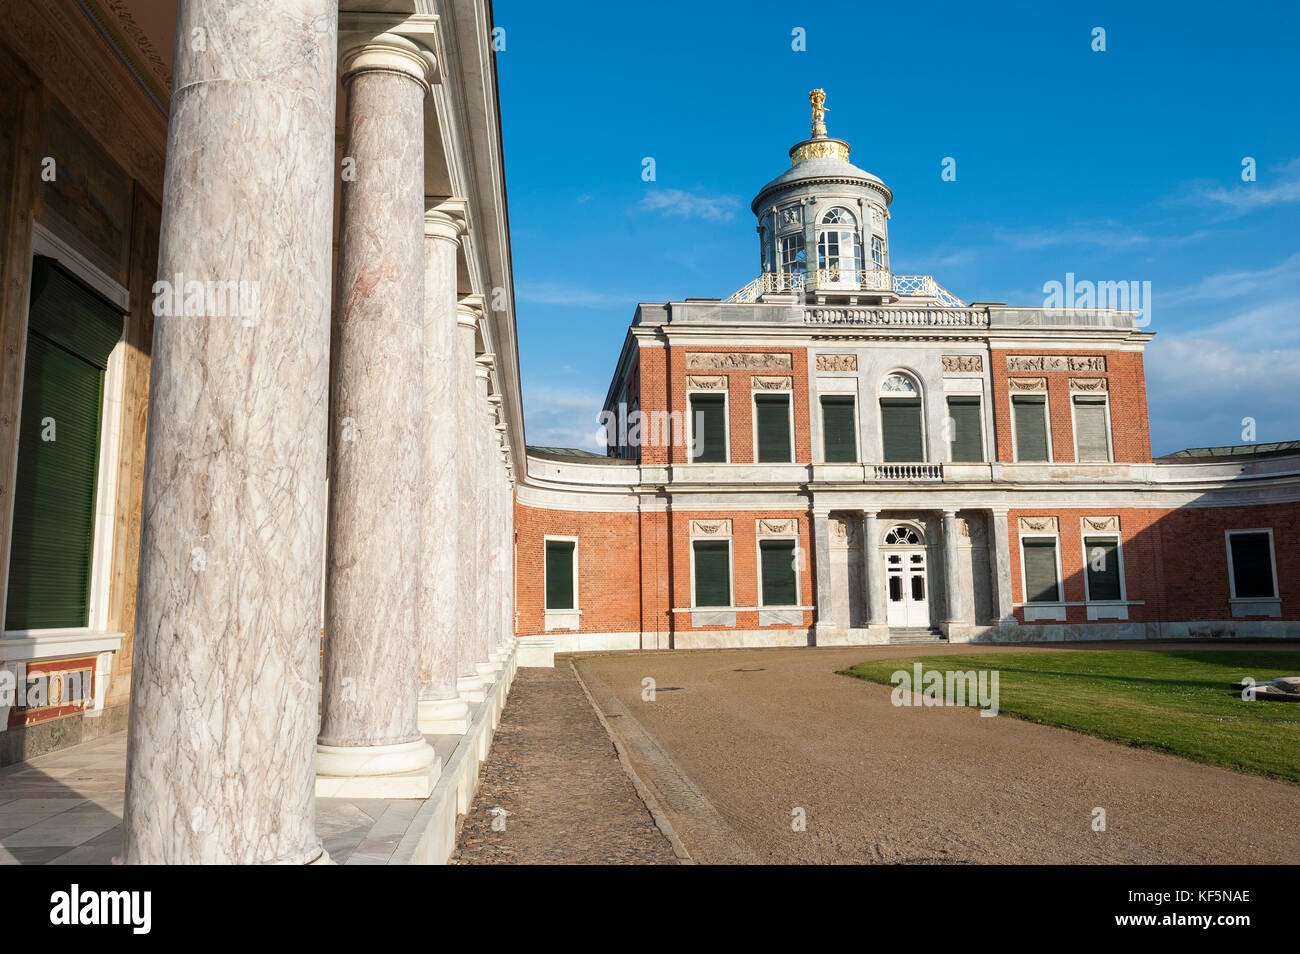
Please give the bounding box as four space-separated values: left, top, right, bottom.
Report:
0 728 470 864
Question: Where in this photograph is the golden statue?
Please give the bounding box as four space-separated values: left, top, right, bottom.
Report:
809 88 828 137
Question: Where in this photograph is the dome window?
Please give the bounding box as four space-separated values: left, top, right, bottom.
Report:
817 207 862 281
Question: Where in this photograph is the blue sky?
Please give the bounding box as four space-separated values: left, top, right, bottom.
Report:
494 0 1300 456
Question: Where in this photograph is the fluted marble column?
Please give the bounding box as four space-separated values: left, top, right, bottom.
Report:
455 298 488 703
317 33 438 796
123 0 337 865
417 200 470 735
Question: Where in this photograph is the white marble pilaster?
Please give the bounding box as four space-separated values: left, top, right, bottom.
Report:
417 200 470 735
317 33 438 797
941 510 963 633
988 509 1018 626
123 0 338 865
812 509 833 637
861 510 886 630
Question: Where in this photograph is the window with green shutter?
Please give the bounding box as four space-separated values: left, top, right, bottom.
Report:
880 397 924 462
544 539 575 609
1084 536 1122 601
946 396 983 462
759 539 798 606
1013 394 1049 462
692 539 731 607
690 393 727 463
1022 538 1060 603
820 395 857 462
754 393 792 463
1073 395 1111 462
5 258 122 630
1228 532 1276 599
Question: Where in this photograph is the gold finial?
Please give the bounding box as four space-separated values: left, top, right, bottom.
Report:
809 88 828 138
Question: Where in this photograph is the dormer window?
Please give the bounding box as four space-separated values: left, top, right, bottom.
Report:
817 207 862 280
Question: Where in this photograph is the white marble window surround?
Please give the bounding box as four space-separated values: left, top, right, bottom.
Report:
1014 601 1145 622
543 534 580 632
1225 528 1281 618
1080 530 1127 619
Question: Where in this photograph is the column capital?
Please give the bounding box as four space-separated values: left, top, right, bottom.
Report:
474 352 495 380
339 31 436 87
424 197 468 242
941 509 959 519
456 294 486 329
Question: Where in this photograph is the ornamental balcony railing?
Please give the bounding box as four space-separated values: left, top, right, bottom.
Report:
871 463 944 480
725 269 965 307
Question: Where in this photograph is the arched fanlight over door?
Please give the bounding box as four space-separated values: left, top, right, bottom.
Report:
883 524 923 546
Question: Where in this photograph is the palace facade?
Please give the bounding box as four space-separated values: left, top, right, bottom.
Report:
513 97 1300 660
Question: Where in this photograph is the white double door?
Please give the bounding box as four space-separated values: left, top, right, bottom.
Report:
884 548 931 628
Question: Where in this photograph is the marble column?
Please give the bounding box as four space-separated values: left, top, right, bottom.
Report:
417 200 470 735
496 431 514 653
473 359 501 683
123 0 337 865
987 509 1017 626
941 510 964 634
316 33 438 797
812 509 833 637
862 510 886 630
455 298 488 703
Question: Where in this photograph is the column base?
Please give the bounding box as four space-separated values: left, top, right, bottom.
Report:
418 696 470 735
475 661 499 685
457 673 486 703
315 739 440 799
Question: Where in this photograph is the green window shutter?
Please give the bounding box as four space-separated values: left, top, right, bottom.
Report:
1073 396 1110 462
544 540 575 609
759 539 797 606
879 397 923 462
1229 532 1275 598
690 393 726 463
754 393 791 462
820 395 857 462
4 260 121 630
1022 538 1060 603
1013 394 1049 462
693 540 731 607
947 396 983 462
1084 536 1122 601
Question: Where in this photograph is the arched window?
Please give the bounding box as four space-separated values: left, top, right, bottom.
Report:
871 235 884 269
879 373 924 462
883 524 923 546
817 207 861 279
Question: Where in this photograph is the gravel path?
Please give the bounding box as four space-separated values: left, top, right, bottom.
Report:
452 665 678 864
575 643 1300 864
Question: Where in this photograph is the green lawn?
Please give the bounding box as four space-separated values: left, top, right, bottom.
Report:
841 650 1300 783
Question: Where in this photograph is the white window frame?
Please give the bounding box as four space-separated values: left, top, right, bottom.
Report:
751 388 794 464
1224 528 1279 601
1019 532 1065 621
756 534 801 608
818 392 860 464
542 535 581 632
1070 392 1114 463
689 536 735 609
687 388 730 464
1080 531 1127 619
1010 390 1053 463
3 224 129 651
877 371 927 463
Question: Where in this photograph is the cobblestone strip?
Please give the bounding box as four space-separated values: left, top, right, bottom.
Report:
573 660 759 865
452 665 678 864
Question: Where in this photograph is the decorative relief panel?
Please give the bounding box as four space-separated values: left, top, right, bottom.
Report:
686 375 727 390
829 516 861 550
779 205 802 228
687 352 793 371
1006 355 1107 373
1018 516 1059 533
815 354 857 372
1081 516 1120 532
1008 377 1047 392
941 354 983 373
752 375 793 390
757 518 797 536
690 519 732 537
1070 377 1108 392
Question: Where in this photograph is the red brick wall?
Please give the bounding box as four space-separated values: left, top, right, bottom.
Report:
1005 503 1299 624
990 350 1152 463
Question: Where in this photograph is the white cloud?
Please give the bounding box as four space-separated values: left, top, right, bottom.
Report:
1187 158 1300 216
1158 252 1300 312
638 188 741 222
522 384 608 451
516 282 631 309
993 222 1151 251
